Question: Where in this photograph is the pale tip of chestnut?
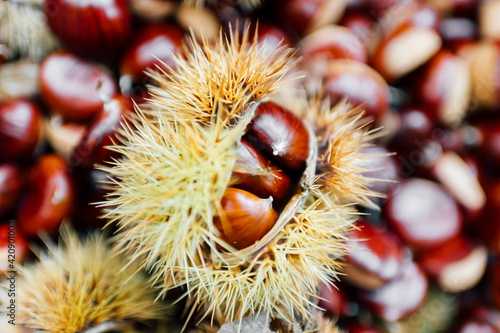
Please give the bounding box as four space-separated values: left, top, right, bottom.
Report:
432 151 486 212
439 57 470 126
130 0 177 21
379 28 442 80
44 117 86 160
342 263 388 290
177 5 220 42
438 245 488 293
308 0 347 33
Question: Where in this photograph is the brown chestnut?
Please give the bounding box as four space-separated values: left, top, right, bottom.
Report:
44 118 87 161
40 52 118 122
384 179 462 250
318 282 352 317
372 4 442 81
130 0 177 22
343 220 408 289
215 188 278 250
340 11 375 45
325 60 390 122
431 151 486 213
277 0 347 36
0 99 42 163
44 0 131 57
416 50 471 126
231 138 292 203
70 95 132 169
359 260 428 322
17 155 74 237
300 25 367 65
119 24 185 92
0 165 23 218
245 102 309 173
418 236 487 292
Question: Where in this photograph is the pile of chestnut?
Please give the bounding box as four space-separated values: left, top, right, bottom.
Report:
2 0 500 332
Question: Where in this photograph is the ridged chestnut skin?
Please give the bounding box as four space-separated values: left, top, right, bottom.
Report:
44 0 131 57
17 155 74 237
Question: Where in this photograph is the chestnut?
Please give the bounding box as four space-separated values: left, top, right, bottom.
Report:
372 4 442 81
44 118 87 161
0 99 42 163
130 0 177 22
340 11 374 45
214 188 278 250
388 106 440 175
119 23 185 93
245 102 309 173
231 138 292 203
254 24 294 59
342 220 408 289
361 145 400 195
359 260 428 322
70 95 132 169
177 5 220 42
39 52 118 122
17 155 74 237
324 60 390 122
44 0 131 57
384 179 462 250
416 50 471 126
276 0 347 36
431 151 486 213
418 236 487 292
0 165 23 218
318 282 352 317
300 25 367 65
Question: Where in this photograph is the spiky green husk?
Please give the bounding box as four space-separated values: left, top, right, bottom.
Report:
14 227 170 333
0 1 58 61
102 29 377 326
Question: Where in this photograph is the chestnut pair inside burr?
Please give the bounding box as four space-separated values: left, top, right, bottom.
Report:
214 102 310 250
